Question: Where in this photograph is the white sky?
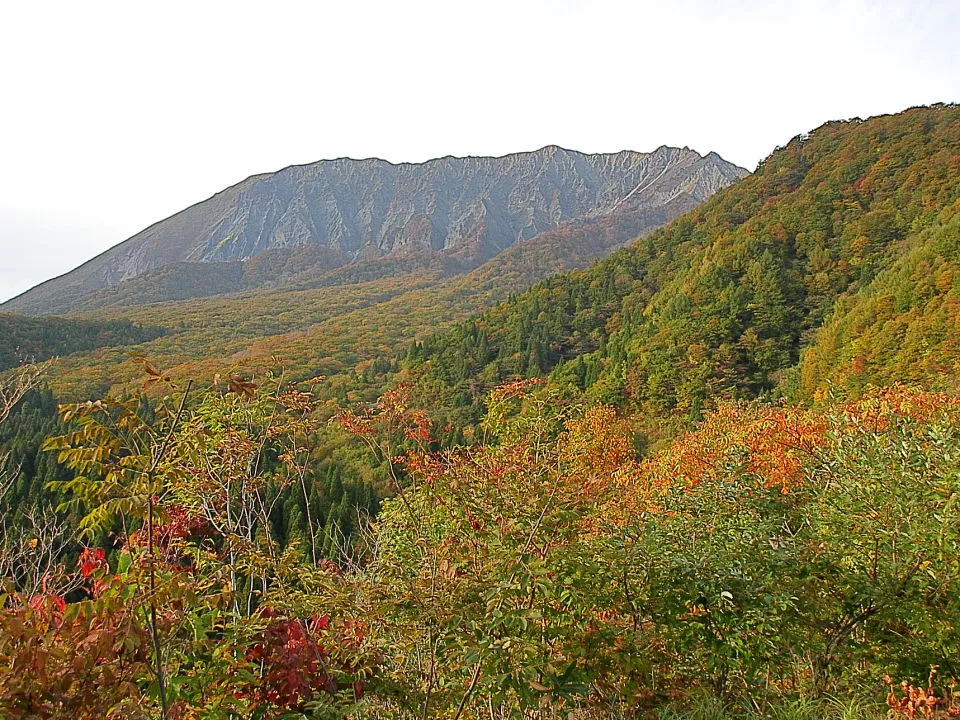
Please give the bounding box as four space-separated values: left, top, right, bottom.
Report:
1 0 958 304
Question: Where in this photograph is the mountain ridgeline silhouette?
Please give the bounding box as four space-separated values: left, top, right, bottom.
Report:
3 146 746 315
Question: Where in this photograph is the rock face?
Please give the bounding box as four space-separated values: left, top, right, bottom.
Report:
3 145 747 315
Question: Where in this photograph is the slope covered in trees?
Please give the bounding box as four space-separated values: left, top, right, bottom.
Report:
796 197 960 398
410 105 960 430
0 313 164 372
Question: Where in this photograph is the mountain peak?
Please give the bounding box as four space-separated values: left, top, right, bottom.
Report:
3 146 747 316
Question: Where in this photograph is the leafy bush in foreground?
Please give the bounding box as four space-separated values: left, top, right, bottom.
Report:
1 372 958 719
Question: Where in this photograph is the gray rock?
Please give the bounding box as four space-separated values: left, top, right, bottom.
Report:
3 146 747 315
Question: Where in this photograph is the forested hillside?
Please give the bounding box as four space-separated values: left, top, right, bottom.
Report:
0 313 163 372
409 105 960 432
796 200 960 397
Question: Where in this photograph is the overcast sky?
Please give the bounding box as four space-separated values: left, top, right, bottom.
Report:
1 0 958 304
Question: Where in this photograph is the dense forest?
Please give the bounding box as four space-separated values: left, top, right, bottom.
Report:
1 104 960 719
407 106 960 428
0 314 164 372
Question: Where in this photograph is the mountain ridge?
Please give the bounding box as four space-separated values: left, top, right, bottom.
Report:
3 145 746 315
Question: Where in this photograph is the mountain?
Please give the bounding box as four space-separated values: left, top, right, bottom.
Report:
406 104 960 430
35 196 713 400
3 146 746 316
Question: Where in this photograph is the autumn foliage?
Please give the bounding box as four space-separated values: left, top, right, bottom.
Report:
1 374 960 718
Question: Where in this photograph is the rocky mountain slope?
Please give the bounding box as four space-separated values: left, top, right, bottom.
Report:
3 146 746 315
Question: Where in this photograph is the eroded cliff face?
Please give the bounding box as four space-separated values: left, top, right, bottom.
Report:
183 145 745 263
3 145 747 315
